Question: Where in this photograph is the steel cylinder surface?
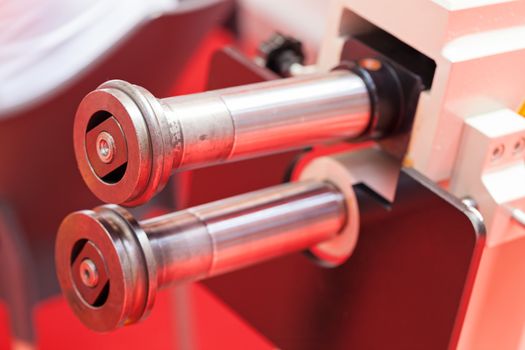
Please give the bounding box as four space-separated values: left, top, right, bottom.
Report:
73 70 371 206
55 180 350 332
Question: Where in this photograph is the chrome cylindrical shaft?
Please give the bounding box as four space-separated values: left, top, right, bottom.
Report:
161 70 370 169
55 180 348 331
74 69 371 206
144 180 346 286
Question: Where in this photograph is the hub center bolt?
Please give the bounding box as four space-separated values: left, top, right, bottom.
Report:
96 132 115 164
79 258 99 288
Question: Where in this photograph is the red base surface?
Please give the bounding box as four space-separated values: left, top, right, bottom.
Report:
4 278 275 349
36 291 175 350
0 303 11 349
34 284 272 350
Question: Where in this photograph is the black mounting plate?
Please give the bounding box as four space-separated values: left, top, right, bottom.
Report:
203 169 485 350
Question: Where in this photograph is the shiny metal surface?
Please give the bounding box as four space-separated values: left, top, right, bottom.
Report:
55 180 350 331
147 180 346 283
168 70 370 162
74 70 371 206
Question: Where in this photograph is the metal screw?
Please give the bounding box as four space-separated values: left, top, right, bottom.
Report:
96 131 115 164
79 259 99 288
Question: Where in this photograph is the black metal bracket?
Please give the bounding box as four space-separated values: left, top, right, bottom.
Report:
340 38 424 159
203 169 485 350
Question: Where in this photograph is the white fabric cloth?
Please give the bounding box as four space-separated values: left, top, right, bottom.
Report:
0 0 179 116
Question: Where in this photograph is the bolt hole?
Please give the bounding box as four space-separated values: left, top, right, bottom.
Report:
491 144 505 161
513 138 525 155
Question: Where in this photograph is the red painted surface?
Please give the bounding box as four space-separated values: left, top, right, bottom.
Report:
0 302 11 349
190 284 274 350
170 27 235 96
36 291 176 350
35 283 274 349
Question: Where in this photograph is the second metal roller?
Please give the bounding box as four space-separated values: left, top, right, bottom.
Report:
55 150 362 332
74 61 401 206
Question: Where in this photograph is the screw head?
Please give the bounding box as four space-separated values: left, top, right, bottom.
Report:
79 258 99 288
96 132 115 164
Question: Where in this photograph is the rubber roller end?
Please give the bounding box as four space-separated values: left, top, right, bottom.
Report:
55 205 157 332
73 80 173 206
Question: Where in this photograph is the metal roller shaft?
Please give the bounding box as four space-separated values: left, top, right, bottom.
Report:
74 69 373 206
160 70 370 166
146 180 345 284
55 180 349 332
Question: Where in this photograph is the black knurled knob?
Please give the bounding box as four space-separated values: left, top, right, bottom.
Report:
258 33 305 77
